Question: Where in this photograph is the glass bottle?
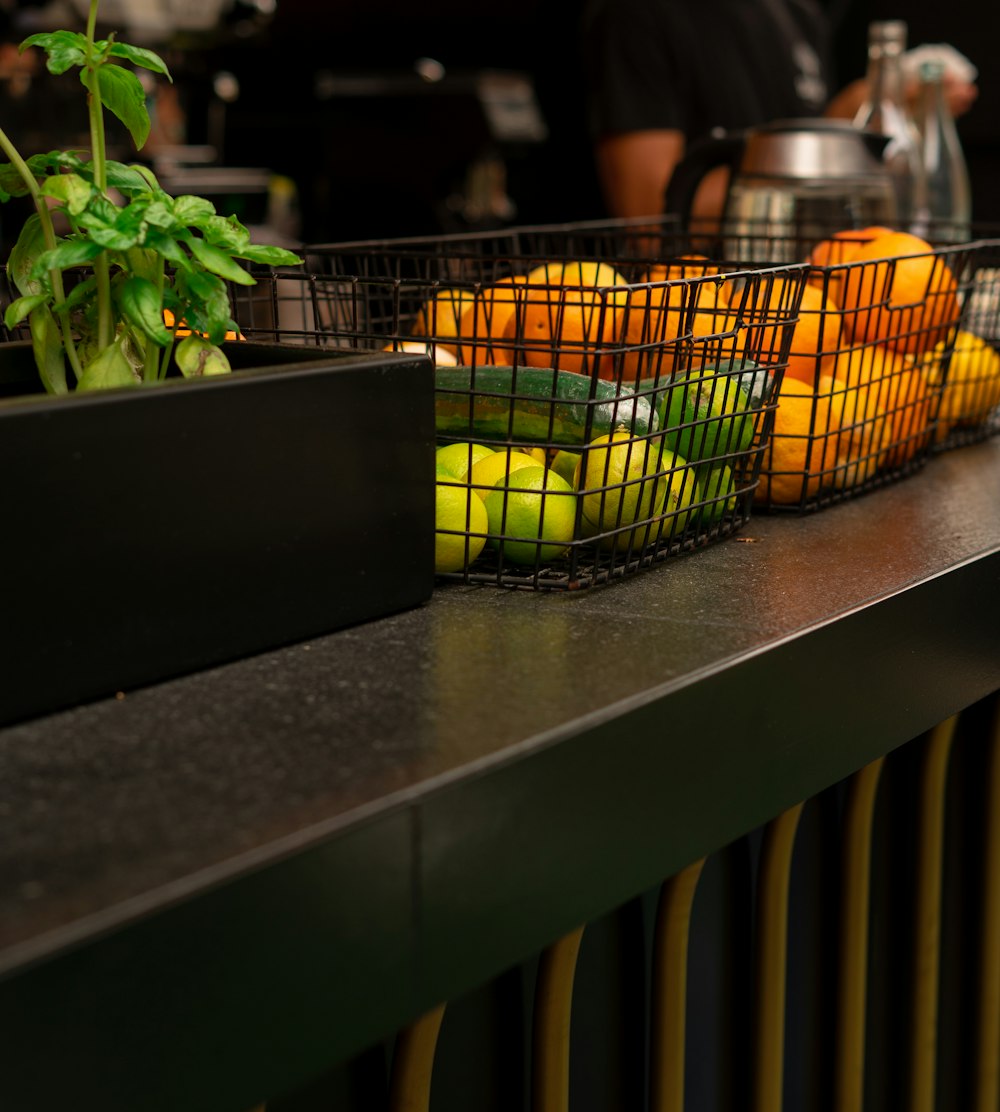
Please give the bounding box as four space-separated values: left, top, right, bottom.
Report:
853 20 929 235
914 59 972 242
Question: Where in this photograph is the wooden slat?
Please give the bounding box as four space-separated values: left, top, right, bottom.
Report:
532 926 586 1112
649 857 707 1112
388 1003 447 1112
834 756 885 1112
976 697 1000 1112
752 801 805 1112
909 717 957 1112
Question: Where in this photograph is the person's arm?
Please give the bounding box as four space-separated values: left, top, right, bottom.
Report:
595 129 731 224
824 74 978 121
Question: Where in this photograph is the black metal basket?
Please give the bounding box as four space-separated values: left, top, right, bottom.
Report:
246 217 809 589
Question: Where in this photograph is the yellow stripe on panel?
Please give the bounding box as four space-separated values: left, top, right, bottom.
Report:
833 757 885 1112
976 697 1000 1112
649 858 707 1112
752 802 805 1112
388 1003 447 1112
909 716 957 1112
532 926 586 1112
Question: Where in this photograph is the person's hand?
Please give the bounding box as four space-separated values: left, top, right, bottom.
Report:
939 73 978 118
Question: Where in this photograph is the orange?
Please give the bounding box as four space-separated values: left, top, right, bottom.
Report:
618 279 728 384
779 284 844 386
878 362 934 467
754 377 840 506
504 261 629 379
456 275 528 365
818 370 892 488
729 275 813 372
836 231 960 357
410 286 476 360
163 307 244 342
807 226 895 304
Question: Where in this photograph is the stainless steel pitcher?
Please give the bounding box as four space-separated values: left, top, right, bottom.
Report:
664 118 899 261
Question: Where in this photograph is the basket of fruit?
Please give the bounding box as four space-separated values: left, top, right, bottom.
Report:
676 223 999 510
237 220 810 590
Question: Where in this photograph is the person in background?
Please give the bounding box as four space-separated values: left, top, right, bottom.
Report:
580 0 978 223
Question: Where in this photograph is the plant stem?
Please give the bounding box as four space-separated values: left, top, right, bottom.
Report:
0 126 85 385
85 0 112 351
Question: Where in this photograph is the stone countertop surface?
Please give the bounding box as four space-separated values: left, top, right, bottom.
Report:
2 440 999 977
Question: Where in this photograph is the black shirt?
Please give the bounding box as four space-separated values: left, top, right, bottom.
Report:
582 0 835 144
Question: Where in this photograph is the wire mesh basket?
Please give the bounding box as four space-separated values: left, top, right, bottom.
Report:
245 217 810 590
600 220 1000 511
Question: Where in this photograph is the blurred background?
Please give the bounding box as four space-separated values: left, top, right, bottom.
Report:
0 0 996 254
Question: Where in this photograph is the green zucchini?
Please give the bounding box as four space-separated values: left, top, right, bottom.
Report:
435 365 658 447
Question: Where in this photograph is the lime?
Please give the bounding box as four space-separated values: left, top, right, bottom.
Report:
657 370 754 463
695 462 738 525
436 441 495 481
577 430 666 530
469 448 539 501
483 466 577 565
435 478 489 573
551 448 581 488
658 449 700 540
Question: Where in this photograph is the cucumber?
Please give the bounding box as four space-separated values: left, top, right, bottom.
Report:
435 365 658 447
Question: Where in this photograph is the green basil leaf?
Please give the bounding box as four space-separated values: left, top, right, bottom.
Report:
144 229 190 268
186 237 255 285
32 238 104 277
28 305 67 394
104 160 155 196
41 172 92 215
175 335 232 378
8 214 47 296
94 64 151 150
118 275 172 346
76 341 140 391
200 214 250 250
173 195 216 225
108 42 172 79
61 274 97 313
20 31 87 74
236 244 305 267
0 164 32 198
4 292 50 331
174 269 232 341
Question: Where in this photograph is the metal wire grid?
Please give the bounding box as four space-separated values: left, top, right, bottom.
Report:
231 237 806 590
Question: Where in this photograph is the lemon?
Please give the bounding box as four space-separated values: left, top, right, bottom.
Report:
920 330 1000 440
436 441 496 481
576 431 666 530
482 466 577 565
435 477 489 573
469 448 539 501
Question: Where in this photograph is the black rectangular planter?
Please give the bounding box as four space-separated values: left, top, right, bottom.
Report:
0 340 436 727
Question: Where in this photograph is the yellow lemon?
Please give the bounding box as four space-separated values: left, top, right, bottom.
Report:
435 441 496 481
468 448 539 501
435 478 488 573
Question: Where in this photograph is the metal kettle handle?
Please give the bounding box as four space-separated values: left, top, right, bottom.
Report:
663 131 748 218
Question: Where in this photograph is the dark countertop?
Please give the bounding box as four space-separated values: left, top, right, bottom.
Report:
2 439 1000 1112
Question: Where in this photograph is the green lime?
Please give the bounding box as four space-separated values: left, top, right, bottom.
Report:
436 441 495 481
658 370 754 463
695 462 738 525
658 449 700 540
700 357 775 409
435 478 489 573
483 466 577 565
577 430 666 530
469 448 539 501
550 448 581 489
